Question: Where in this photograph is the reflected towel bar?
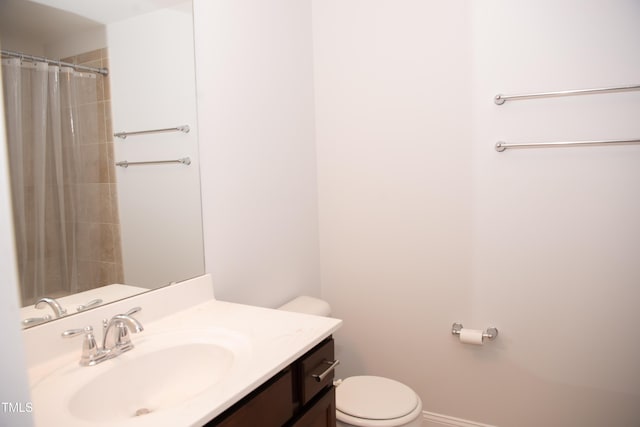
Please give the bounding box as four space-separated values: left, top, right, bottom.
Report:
114 125 190 139
494 83 640 105
495 139 640 152
115 157 191 168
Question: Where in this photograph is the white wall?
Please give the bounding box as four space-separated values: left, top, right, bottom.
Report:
108 1 205 288
0 60 34 427
44 27 106 60
467 1 640 425
315 1 640 426
193 0 321 307
0 36 45 57
313 0 475 420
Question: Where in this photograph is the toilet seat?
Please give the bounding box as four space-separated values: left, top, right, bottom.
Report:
336 376 423 427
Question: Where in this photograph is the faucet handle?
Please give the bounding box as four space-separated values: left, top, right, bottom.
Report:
62 326 106 366
125 306 142 317
76 298 103 312
61 326 89 338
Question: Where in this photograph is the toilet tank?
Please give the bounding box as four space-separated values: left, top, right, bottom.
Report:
278 296 331 317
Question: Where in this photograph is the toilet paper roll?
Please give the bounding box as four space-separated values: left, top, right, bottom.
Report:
459 328 484 345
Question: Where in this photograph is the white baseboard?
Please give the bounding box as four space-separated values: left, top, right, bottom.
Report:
422 411 496 427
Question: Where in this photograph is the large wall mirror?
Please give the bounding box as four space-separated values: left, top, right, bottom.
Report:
0 0 205 328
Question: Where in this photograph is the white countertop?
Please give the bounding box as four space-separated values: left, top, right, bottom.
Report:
28 297 342 426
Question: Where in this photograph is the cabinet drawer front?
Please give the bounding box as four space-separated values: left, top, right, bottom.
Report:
301 338 336 405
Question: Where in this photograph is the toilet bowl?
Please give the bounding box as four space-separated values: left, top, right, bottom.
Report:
278 297 423 427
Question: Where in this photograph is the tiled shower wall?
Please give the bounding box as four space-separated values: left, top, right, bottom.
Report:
63 48 124 293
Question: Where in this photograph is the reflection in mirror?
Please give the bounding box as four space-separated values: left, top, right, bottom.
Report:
0 0 205 328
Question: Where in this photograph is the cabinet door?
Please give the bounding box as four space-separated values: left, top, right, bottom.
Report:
290 387 336 427
209 369 293 427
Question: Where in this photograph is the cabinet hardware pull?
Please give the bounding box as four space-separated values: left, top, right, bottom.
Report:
312 359 340 382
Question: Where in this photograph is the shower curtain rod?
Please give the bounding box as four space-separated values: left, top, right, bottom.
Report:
1 49 108 76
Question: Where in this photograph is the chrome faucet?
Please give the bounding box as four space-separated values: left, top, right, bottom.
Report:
62 307 144 366
35 297 67 318
102 311 144 353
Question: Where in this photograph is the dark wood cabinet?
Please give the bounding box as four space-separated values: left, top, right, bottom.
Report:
211 369 294 427
289 386 336 427
206 337 337 427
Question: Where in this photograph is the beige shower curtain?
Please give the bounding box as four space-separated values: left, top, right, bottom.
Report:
2 57 99 305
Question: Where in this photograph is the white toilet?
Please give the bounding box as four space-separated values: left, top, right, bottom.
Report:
279 297 423 427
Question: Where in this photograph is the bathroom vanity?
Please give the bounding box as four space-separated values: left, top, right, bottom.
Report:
208 337 336 426
23 275 342 426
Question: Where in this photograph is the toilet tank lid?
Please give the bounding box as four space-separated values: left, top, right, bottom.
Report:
277 296 331 317
336 376 419 421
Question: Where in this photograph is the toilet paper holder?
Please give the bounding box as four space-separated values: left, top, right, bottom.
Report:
451 322 498 341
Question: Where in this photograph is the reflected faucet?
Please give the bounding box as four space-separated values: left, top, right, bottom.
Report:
35 297 67 318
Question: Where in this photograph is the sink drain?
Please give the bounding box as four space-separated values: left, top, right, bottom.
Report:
135 408 152 417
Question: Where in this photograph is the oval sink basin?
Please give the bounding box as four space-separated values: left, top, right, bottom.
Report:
70 343 233 422
31 328 252 425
